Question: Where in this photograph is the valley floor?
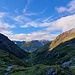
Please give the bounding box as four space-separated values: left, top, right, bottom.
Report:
1 64 75 75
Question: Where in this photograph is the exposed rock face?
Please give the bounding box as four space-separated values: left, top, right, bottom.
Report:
70 66 75 68
62 61 72 67
47 68 57 75
62 56 75 67
5 65 14 72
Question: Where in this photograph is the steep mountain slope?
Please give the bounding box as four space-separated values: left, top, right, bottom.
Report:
32 28 75 66
0 48 25 75
1 28 75 75
0 33 28 58
31 42 51 65
47 38 75 65
17 38 75 75
0 33 29 74
14 40 49 53
0 33 67 75
50 28 75 50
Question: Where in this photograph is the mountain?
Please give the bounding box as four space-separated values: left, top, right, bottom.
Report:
13 40 49 53
1 28 75 75
0 33 30 75
32 28 75 64
50 28 75 50
0 33 29 58
30 28 75 74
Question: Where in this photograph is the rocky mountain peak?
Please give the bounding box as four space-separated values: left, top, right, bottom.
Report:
50 28 75 50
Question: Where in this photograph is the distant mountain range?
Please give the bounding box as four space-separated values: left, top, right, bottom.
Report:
13 40 49 53
1 28 75 75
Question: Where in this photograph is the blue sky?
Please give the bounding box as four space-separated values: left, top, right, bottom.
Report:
0 0 75 41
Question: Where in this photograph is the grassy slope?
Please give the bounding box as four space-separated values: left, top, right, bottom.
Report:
32 38 75 65
50 31 75 50
1 32 75 75
0 49 26 75
48 38 75 65
31 42 51 65
5 39 29 58
0 34 30 74
8 29 75 75
27 38 75 75
8 64 67 75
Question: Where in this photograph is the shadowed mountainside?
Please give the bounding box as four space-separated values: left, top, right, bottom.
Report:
0 33 29 58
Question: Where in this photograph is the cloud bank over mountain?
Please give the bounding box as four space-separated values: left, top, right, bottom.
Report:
0 0 75 41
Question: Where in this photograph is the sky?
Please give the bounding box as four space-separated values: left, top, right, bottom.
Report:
0 0 75 41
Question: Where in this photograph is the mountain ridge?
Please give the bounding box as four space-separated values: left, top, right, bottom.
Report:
14 40 49 53
1 28 75 75
0 33 29 58
31 28 75 65
50 28 75 50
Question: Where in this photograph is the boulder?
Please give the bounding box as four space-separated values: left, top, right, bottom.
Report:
47 68 54 75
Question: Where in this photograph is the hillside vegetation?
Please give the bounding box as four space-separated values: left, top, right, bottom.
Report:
14 40 49 53
1 28 75 75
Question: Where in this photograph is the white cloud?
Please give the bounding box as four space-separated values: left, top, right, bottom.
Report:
21 21 38 28
0 12 16 35
56 7 67 13
1 31 13 35
21 21 52 28
0 23 15 30
24 13 37 16
46 14 75 32
9 31 58 41
23 0 46 16
0 12 8 19
23 8 46 17
3 11 75 41
20 14 75 31
43 16 53 22
7 10 47 29
0 22 16 35
23 0 31 13
13 15 31 24
56 0 75 14
0 4 75 41
20 15 53 28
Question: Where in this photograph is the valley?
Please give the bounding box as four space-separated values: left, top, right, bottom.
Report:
13 40 49 53
1 28 75 75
